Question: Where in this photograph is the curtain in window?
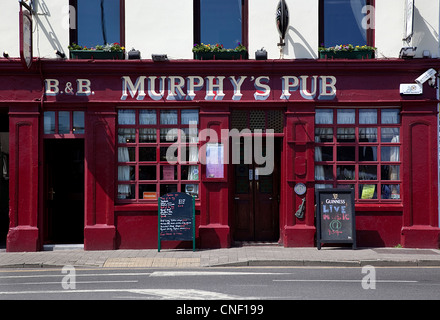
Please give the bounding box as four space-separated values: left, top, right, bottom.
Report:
118 112 133 198
315 111 334 186
350 0 367 42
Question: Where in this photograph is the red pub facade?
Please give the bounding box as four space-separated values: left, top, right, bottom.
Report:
1 57 440 251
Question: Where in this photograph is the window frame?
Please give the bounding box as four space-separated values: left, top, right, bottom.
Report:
319 0 375 48
69 0 125 47
193 0 248 49
314 107 401 203
117 108 200 203
43 110 86 138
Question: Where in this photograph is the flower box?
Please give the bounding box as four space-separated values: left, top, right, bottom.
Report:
69 50 125 60
319 49 375 60
194 51 248 60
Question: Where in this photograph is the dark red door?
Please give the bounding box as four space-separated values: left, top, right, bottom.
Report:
233 139 280 242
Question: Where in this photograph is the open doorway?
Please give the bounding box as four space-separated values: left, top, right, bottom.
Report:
44 139 84 244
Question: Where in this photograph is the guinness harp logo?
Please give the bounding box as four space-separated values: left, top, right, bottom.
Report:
333 193 338 200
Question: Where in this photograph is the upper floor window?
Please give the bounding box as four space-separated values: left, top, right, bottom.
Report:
70 0 125 48
319 0 374 47
194 0 248 49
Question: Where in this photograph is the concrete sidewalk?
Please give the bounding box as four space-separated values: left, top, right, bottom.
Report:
1 245 440 268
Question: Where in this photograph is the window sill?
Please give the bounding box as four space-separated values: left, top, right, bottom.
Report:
115 201 201 212
355 203 403 212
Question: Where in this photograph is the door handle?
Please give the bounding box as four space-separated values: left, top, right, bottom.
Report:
234 197 240 200
48 187 55 200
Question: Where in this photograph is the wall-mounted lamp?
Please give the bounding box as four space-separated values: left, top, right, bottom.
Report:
399 46 417 59
152 54 168 62
128 48 141 59
55 50 66 59
3 51 9 58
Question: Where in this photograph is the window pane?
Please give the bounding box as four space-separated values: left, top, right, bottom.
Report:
315 165 333 180
315 109 333 124
381 147 400 162
182 128 199 143
139 166 157 180
359 109 377 124
44 111 55 134
161 165 177 180
160 110 178 125
381 109 400 124
118 110 135 125
139 110 157 125
381 165 400 180
73 111 85 134
59 111 70 134
181 146 199 163
118 166 135 181
337 109 355 124
381 184 400 199
359 165 377 180
139 128 156 143
315 128 333 142
181 109 199 125
381 128 400 143
322 0 367 47
139 184 157 200
118 184 135 200
139 147 157 161
359 146 377 161
118 128 135 143
337 128 355 142
359 184 377 199
160 128 178 142
118 147 135 162
315 146 333 161
160 184 177 196
77 0 120 48
336 165 355 180
183 184 199 197
200 0 242 49
160 146 177 162
359 128 377 142
181 165 199 180
337 146 355 161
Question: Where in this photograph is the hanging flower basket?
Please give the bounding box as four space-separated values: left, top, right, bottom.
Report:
68 43 125 60
319 45 376 60
193 43 248 60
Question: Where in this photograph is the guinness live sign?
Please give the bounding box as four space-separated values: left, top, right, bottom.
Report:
315 189 356 250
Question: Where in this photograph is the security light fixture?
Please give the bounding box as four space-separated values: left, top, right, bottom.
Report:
2 51 9 58
128 48 141 60
55 50 66 59
152 54 168 62
399 46 417 59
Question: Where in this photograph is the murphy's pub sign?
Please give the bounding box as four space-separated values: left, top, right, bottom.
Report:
44 75 337 102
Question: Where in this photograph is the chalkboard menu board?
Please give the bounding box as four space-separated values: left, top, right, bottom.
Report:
315 189 356 250
158 192 195 252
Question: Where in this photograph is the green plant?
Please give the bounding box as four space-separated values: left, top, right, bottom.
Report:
68 43 125 52
192 43 247 53
319 44 376 53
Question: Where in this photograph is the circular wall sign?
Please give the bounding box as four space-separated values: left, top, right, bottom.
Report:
294 183 307 195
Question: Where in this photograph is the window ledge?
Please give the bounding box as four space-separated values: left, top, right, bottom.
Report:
355 203 403 212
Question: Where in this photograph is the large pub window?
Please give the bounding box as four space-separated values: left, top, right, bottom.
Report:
319 0 375 47
314 108 401 202
194 0 248 49
117 109 200 202
69 0 125 48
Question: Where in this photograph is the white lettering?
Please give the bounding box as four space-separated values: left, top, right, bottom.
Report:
167 76 186 100
280 76 299 100
121 76 146 100
45 79 60 96
205 76 225 100
254 76 270 100
229 76 247 101
76 79 92 96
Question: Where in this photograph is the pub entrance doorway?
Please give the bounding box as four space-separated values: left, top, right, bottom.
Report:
232 138 281 242
43 139 85 244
